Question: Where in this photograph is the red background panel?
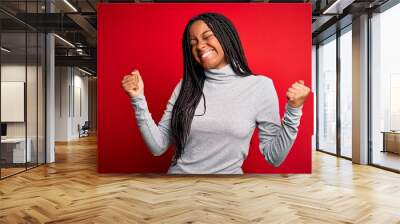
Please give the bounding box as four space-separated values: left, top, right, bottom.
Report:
97 3 312 173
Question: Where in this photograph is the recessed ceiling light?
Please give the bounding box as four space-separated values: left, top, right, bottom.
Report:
322 0 355 15
63 0 78 12
54 34 75 48
1 47 11 53
78 67 93 76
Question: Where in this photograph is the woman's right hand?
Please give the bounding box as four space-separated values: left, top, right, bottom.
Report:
121 69 144 98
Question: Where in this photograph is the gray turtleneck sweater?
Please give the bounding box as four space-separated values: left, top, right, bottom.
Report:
130 64 303 174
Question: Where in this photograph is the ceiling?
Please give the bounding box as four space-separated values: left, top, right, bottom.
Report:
0 0 392 75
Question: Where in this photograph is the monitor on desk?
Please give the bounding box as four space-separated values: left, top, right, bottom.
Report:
1 123 7 138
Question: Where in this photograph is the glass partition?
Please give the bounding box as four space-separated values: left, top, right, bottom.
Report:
339 27 352 158
0 1 46 179
371 3 400 171
317 35 337 155
1 30 28 177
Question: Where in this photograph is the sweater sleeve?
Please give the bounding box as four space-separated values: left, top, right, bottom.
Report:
130 79 183 156
255 78 303 167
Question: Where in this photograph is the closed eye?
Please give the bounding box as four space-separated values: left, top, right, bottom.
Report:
204 34 213 39
190 35 214 46
189 30 214 45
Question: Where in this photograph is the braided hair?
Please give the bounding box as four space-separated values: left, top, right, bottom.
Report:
170 12 253 166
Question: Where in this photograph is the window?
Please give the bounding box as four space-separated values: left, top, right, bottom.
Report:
339 27 352 158
370 2 400 171
0 1 47 179
317 35 337 154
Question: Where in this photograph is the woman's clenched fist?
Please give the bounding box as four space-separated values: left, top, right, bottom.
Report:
121 69 144 98
286 80 310 108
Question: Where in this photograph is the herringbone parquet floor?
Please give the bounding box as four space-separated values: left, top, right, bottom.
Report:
1 134 400 224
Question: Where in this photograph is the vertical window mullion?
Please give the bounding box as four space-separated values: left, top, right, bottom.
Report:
367 10 373 165
316 44 320 150
36 0 39 167
25 0 28 171
0 18 2 179
337 29 341 157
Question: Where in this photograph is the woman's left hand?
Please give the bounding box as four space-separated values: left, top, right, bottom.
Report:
286 80 311 108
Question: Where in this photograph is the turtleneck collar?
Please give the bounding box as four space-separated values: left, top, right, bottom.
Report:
204 63 239 83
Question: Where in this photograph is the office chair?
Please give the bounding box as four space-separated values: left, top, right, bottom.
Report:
79 121 90 138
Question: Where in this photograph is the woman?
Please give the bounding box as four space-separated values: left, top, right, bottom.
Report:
121 12 310 174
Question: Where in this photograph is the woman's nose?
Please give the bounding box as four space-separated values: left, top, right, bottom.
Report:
196 39 207 50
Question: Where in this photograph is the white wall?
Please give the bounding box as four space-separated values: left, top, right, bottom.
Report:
72 72 89 138
55 66 89 141
1 64 40 137
55 66 69 141
1 63 46 164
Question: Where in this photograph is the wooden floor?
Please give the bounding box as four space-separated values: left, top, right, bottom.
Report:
1 134 400 223
1 167 26 178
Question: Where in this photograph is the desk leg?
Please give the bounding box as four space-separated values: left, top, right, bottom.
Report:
382 133 386 153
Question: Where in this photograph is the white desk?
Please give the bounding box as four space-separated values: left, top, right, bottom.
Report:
1 138 32 163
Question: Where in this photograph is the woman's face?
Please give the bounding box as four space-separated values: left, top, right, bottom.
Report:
189 20 228 70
